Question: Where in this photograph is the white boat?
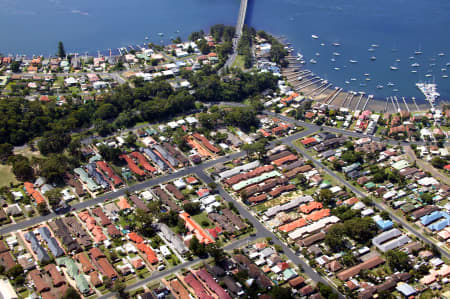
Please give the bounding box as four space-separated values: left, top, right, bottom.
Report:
414 50 423 55
334 67 340 71
409 56 414 60
350 78 357 81
393 89 399 92
411 63 420 67
310 58 317 64
345 81 350 84
438 53 445 56
447 63 450 66
332 42 341 47
387 82 395 87
320 43 325 46
430 63 436 67
158 32 164 36
396 59 401 62
333 52 340 56
360 83 367 87
376 85 383 89
312 35 319 39
366 77 371 81
315 52 320 56
298 76 303 81
349 60 358 63
364 73 370 76
297 52 303 59
145 36 149 40
441 68 447 72
370 56 376 61
368 48 375 52
411 70 417 73
371 44 379 48
416 82 439 106
390 66 398 70
442 75 448 78
331 58 336 62
425 74 432 77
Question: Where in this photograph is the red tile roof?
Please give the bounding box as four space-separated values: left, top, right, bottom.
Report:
180 212 214 244
301 137 318 146
130 152 156 173
96 161 123 186
120 154 145 176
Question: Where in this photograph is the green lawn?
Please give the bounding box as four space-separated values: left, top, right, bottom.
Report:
232 55 246 70
192 213 214 228
0 164 18 187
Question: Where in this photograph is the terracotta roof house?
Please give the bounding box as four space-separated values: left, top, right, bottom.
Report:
89 271 102 287
44 264 65 287
29 269 50 293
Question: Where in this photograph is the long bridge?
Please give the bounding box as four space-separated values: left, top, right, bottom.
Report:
221 0 248 71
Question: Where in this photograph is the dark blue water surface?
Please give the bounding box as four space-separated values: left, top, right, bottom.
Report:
1 0 449 101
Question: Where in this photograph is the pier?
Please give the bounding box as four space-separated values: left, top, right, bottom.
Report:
327 87 342 105
394 96 401 112
402 97 410 112
314 83 332 97
412 97 420 112
306 81 329 97
354 93 364 110
362 95 373 111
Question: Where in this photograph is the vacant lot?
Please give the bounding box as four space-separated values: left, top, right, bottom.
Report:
0 164 18 187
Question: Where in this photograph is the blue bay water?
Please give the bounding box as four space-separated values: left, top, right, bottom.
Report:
1 0 449 102
247 0 450 103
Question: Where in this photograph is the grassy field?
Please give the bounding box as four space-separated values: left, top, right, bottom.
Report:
192 213 214 228
232 55 246 70
14 146 43 161
0 164 18 187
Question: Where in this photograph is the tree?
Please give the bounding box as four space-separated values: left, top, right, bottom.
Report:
10 61 21 73
380 211 390 220
98 145 122 164
431 156 447 169
269 286 294 299
38 131 71 155
386 250 411 272
12 159 34 181
6 264 23 279
344 217 377 243
319 188 334 205
62 287 81 299
421 192 433 204
135 208 155 237
183 202 201 215
317 282 338 299
39 154 68 184
57 41 66 58
189 235 206 256
45 188 62 209
206 243 225 262
112 280 127 298
125 133 137 147
37 202 50 215
296 174 307 186
324 223 346 252
0 143 13 163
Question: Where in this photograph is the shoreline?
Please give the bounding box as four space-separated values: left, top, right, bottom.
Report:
281 61 437 113
277 43 448 113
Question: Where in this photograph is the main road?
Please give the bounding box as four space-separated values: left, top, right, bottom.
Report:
0 127 315 236
285 134 450 259
220 0 248 72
